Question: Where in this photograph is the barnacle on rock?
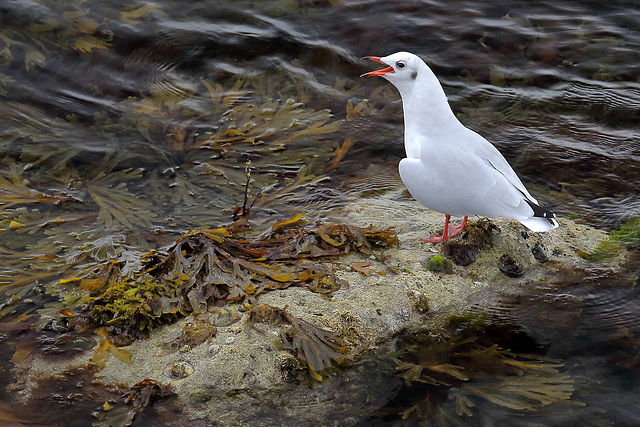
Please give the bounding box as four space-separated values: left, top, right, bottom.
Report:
167 317 217 350
409 290 431 313
497 254 525 277
277 353 305 382
531 241 549 263
163 361 195 379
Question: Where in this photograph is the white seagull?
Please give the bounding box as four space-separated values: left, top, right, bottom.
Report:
361 51 558 242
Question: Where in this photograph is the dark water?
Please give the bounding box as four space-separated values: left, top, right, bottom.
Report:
1 0 640 425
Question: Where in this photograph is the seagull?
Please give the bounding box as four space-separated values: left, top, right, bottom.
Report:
361 51 558 242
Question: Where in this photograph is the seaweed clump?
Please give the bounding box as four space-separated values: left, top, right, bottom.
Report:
378 313 579 424
65 217 396 345
248 304 350 381
90 278 184 342
442 218 499 266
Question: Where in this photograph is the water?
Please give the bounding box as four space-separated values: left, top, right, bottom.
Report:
1 0 640 425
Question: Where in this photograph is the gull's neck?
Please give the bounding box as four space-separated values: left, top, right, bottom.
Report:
391 67 460 158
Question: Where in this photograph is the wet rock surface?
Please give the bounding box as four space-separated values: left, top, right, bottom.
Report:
9 190 623 424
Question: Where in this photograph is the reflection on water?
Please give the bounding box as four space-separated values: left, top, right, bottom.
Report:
1 0 640 425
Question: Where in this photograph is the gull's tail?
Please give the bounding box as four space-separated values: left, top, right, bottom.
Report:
519 200 559 232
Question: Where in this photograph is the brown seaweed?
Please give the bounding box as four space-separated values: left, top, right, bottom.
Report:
384 317 580 423
93 379 176 427
42 216 397 344
247 304 350 380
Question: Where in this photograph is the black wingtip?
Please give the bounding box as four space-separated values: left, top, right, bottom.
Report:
525 200 557 225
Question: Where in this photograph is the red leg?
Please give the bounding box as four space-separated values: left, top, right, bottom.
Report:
421 214 451 243
421 215 468 243
446 216 468 237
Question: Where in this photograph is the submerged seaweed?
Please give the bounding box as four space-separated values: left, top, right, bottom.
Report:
0 11 362 391
376 315 581 424
93 379 176 427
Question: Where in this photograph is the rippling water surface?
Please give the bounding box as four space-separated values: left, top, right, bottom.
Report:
1 0 640 425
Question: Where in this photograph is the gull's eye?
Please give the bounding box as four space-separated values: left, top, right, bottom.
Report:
396 61 406 69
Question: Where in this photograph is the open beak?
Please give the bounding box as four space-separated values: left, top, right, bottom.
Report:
360 56 394 77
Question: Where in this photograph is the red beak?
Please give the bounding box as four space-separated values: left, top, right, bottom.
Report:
360 56 394 77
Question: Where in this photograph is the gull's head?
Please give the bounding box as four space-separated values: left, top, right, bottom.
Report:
361 51 452 125
361 52 425 90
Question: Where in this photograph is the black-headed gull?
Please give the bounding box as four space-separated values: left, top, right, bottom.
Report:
361 52 558 242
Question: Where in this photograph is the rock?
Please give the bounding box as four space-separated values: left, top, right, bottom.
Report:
9 191 626 425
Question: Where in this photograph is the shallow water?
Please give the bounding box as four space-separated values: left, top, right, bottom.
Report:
1 0 640 425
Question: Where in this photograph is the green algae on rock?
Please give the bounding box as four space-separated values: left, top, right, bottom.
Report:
578 217 640 262
423 255 453 274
